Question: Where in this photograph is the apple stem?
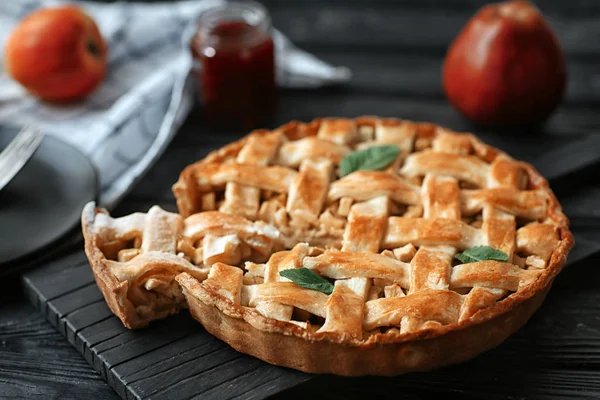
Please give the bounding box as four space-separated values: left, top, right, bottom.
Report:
86 40 100 58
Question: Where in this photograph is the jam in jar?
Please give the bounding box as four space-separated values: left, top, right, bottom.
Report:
192 1 276 129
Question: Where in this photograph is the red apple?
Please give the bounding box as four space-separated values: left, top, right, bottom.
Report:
4 5 108 103
442 0 566 125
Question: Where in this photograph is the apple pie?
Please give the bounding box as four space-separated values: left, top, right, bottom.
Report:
83 117 573 375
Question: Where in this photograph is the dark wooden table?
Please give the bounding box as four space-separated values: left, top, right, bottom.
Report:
2 0 600 398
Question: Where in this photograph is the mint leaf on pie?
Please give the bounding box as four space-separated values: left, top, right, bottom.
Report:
279 268 334 295
455 246 509 264
339 145 400 177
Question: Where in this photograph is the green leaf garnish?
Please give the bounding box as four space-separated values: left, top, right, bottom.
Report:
339 145 400 177
455 246 509 264
279 268 334 295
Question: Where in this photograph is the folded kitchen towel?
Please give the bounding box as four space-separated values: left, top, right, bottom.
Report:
0 0 351 208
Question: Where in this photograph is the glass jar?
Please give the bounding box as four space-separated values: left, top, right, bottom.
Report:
191 1 276 130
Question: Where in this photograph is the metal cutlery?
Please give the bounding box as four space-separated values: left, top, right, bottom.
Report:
0 126 44 192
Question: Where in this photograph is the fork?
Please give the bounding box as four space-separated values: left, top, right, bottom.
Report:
0 126 44 192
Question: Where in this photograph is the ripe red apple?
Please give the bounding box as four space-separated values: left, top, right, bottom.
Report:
442 0 566 125
4 5 108 103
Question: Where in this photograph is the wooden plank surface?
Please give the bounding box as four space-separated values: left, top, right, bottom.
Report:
3 0 600 398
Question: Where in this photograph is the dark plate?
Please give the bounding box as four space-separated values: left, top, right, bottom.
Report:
0 127 97 267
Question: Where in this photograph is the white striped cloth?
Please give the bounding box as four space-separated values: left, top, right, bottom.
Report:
0 0 351 208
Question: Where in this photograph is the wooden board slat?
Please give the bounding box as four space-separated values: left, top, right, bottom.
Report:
22 251 93 302
532 135 600 192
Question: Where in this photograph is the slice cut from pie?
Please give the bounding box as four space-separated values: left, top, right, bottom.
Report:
83 117 573 375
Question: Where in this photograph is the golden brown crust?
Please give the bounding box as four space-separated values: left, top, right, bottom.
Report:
82 204 152 329
178 272 550 375
172 116 574 375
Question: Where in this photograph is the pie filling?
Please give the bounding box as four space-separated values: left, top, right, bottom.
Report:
84 117 569 341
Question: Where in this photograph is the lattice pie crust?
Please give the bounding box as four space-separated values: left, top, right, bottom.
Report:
83 117 573 375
